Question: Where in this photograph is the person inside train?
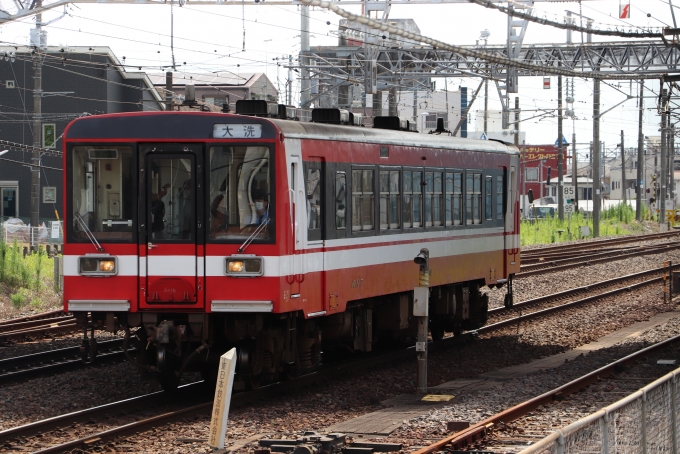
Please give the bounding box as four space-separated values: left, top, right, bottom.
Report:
210 179 228 237
244 191 269 226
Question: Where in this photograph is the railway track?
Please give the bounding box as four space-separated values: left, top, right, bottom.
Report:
517 241 680 277
411 332 680 454
5 264 677 453
0 311 77 344
523 230 680 257
0 338 127 383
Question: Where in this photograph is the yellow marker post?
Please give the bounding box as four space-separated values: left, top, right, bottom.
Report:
208 348 237 450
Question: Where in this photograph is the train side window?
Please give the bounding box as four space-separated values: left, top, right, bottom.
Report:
485 176 493 221
352 169 374 231
453 172 462 225
445 172 453 226
380 170 400 230
424 171 442 227
335 172 347 229
403 171 412 228
411 171 422 228
496 175 504 220
466 172 481 225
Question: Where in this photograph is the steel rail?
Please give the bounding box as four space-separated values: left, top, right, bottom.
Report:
0 315 75 333
0 321 78 343
0 338 126 383
0 309 66 326
516 242 680 278
523 231 680 256
30 267 677 454
411 331 680 454
519 241 680 272
489 264 678 318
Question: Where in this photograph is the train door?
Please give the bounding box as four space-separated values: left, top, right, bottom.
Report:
302 158 325 316
142 146 204 308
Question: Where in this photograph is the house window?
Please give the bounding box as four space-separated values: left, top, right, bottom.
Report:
203 96 226 106
526 167 539 182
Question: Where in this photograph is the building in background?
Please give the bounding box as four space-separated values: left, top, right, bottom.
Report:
150 72 278 113
0 46 163 222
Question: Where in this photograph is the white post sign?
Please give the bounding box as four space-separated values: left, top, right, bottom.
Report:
564 204 574 215
563 185 575 199
208 348 237 449
51 222 60 239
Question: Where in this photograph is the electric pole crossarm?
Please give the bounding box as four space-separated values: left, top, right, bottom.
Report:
595 95 634 119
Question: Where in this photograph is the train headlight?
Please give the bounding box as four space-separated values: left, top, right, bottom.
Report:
79 255 118 276
99 260 116 272
227 260 244 273
226 256 263 276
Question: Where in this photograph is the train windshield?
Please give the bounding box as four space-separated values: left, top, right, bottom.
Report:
208 145 273 241
70 145 135 241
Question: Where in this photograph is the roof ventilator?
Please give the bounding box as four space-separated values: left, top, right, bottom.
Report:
373 116 416 132
429 118 451 135
311 108 363 126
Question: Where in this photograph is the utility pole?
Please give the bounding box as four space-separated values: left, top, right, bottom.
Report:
30 5 43 233
593 79 601 237
514 97 520 147
661 89 668 225
636 80 644 221
620 130 627 205
299 6 311 121
572 131 578 208
557 74 564 220
672 125 676 208
287 55 293 106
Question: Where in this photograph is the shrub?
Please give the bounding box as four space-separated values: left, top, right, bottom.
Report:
10 290 26 309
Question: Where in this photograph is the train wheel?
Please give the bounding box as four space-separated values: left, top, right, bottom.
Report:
430 324 445 342
157 345 180 391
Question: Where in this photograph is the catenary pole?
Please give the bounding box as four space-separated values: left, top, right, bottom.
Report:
593 79 600 237
621 130 627 205
661 89 667 225
636 80 644 221
558 74 564 220
30 5 43 236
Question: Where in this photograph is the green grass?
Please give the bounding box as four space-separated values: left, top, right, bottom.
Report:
0 240 55 310
521 203 646 246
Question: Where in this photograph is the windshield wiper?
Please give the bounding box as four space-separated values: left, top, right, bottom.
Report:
238 218 270 253
74 214 104 252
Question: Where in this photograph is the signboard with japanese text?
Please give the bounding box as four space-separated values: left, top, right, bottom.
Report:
208 348 237 449
213 124 262 139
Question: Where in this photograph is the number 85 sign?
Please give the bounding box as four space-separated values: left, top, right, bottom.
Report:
563 186 575 197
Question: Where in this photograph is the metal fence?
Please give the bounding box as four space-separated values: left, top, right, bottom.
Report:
1 220 63 246
520 366 680 454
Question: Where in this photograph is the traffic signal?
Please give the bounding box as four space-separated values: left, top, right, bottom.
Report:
546 168 552 185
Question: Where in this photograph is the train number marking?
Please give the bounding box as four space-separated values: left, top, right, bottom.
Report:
351 279 364 288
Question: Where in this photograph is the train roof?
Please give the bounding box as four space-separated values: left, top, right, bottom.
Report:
63 112 518 156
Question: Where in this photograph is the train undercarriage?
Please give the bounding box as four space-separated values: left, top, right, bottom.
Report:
77 279 512 390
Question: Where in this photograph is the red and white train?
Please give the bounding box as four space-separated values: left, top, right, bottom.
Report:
62 104 520 389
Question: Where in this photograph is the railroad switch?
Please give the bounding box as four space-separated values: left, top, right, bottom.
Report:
258 432 402 454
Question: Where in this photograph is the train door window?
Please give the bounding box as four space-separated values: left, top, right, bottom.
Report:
485 176 493 221
466 172 481 225
335 172 347 230
379 170 400 230
496 175 504 220
352 169 374 232
305 161 322 241
424 171 442 227
149 156 194 241
403 170 422 228
453 172 462 225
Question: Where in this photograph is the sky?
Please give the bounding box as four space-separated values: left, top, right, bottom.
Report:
0 0 676 156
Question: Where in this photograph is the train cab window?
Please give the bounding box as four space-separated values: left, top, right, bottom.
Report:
379 170 400 230
352 169 374 231
425 171 442 227
485 176 493 221
208 145 272 241
466 172 482 225
335 172 347 229
496 175 504 220
70 146 134 241
403 170 422 228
